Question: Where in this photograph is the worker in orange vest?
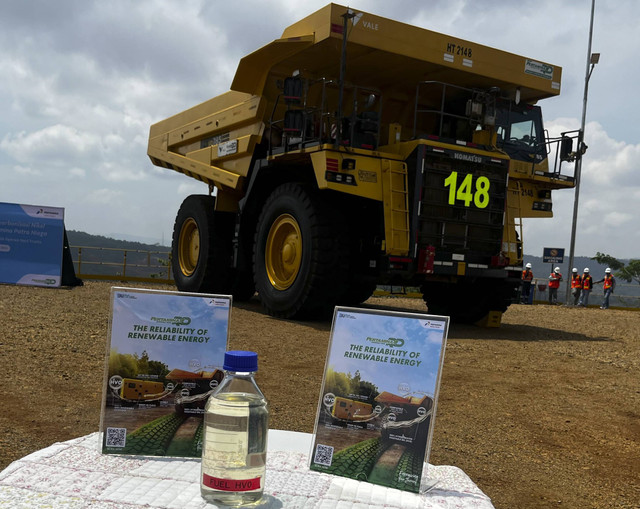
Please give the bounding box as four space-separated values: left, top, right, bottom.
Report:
570 268 582 306
548 267 562 305
578 268 593 307
595 268 616 309
521 263 533 304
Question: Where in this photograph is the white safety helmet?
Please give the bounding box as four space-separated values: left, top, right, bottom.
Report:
554 267 560 273
525 263 532 269
605 268 611 273
584 268 590 273
572 268 578 273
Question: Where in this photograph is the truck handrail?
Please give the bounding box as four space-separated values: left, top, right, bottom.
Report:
413 80 480 140
545 129 582 178
268 76 383 154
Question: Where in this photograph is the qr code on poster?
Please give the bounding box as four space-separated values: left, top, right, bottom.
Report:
313 444 334 466
105 427 127 448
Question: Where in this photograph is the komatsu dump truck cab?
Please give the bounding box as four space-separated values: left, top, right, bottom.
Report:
148 4 576 323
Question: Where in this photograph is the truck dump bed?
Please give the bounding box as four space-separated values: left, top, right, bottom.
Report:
149 3 562 193
234 3 560 102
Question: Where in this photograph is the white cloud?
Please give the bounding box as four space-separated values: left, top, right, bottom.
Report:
13 164 42 176
604 211 633 227
522 117 640 258
1 125 100 165
69 167 86 178
177 181 207 197
86 188 123 205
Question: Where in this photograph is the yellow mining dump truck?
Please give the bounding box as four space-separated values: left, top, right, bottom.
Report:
148 4 577 323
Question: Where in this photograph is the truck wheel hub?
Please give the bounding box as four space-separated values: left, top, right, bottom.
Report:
178 218 199 276
266 214 301 290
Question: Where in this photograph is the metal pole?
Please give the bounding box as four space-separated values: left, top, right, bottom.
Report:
565 0 596 304
336 9 354 148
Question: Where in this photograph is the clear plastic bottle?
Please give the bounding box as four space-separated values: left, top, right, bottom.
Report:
201 350 269 506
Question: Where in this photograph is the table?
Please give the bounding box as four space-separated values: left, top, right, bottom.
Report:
0 430 495 508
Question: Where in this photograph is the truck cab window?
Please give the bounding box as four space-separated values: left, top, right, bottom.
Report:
496 104 545 156
510 120 536 146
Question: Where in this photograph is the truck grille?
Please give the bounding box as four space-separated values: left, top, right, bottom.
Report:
417 146 508 263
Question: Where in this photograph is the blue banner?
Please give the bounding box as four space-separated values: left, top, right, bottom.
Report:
0 202 65 287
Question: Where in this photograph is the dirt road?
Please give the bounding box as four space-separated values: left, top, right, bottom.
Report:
0 281 638 508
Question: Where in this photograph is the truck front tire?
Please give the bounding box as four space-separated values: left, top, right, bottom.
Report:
253 183 347 318
172 195 234 294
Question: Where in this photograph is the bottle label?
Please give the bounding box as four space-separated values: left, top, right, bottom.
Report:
202 473 261 492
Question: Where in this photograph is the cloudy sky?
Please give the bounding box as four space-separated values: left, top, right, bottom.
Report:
1 1 637 258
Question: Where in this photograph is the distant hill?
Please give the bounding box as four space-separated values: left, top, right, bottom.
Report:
66 230 171 279
67 230 169 252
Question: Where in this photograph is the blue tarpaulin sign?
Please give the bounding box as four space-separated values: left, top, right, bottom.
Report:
0 202 65 287
543 247 565 264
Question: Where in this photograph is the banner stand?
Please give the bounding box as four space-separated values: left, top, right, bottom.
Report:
61 229 83 287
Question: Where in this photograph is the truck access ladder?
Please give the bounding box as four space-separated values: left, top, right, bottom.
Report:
383 160 410 255
505 181 524 263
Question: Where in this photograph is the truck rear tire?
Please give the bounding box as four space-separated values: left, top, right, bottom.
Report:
421 280 515 323
253 183 347 318
171 195 234 294
339 278 377 306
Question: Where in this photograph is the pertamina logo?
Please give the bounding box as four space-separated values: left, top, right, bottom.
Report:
150 316 192 326
32 278 56 285
525 59 554 80
365 336 405 348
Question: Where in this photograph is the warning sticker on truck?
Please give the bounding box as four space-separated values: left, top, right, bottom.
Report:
217 139 238 157
358 170 377 183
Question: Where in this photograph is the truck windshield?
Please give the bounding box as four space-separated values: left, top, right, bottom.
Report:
496 103 546 160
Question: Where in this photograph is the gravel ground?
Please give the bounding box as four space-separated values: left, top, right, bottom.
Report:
0 281 638 508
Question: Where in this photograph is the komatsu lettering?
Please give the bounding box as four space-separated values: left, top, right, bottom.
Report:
453 153 482 163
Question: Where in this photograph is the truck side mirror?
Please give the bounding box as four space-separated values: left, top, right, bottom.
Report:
559 136 573 161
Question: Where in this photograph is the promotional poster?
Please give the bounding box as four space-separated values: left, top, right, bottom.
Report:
310 307 449 492
0 202 65 287
100 287 231 457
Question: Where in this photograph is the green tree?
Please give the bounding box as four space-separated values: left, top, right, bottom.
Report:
619 260 640 285
591 252 640 284
150 253 172 279
148 359 170 378
136 350 150 374
325 367 350 396
350 370 362 392
108 348 138 378
324 367 379 403
358 380 379 403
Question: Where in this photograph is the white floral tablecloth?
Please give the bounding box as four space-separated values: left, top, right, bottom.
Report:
0 431 494 508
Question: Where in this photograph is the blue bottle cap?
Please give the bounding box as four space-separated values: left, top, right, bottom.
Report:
223 350 258 372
